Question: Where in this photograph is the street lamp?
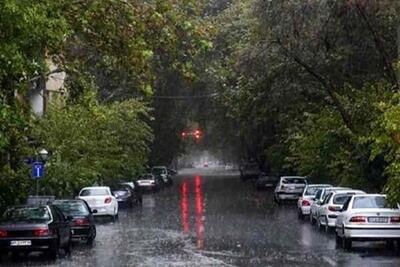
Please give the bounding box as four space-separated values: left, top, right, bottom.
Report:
38 149 49 162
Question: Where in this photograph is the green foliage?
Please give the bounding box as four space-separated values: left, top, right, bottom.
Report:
32 91 153 197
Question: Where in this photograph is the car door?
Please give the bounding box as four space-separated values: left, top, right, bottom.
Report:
319 192 333 218
51 206 70 246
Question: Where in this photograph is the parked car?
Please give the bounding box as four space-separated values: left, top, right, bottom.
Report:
78 186 118 221
152 166 173 186
309 187 351 224
120 181 143 203
110 184 142 208
53 199 96 245
239 162 260 180
317 189 366 232
0 205 71 259
297 184 331 219
335 194 400 250
254 174 279 190
274 176 308 203
137 173 160 192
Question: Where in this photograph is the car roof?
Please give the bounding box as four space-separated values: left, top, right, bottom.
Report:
281 176 306 179
352 193 385 198
306 184 331 187
331 190 365 195
152 166 166 169
81 186 110 190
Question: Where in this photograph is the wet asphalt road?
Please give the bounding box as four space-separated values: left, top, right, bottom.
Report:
2 168 400 267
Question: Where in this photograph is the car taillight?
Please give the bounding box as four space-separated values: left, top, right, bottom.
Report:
34 227 50 236
0 229 7 238
349 216 367 223
302 200 310 206
328 206 341 212
105 197 112 204
390 216 400 223
73 218 90 226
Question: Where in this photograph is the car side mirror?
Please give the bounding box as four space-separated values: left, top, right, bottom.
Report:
92 209 98 214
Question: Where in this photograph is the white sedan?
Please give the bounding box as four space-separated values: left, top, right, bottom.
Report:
78 186 118 221
317 189 365 232
335 194 400 250
297 184 331 219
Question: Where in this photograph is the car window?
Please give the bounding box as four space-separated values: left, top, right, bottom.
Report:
80 188 109 196
305 187 322 196
314 189 322 200
53 201 90 216
2 206 51 222
282 178 306 184
322 192 333 205
352 196 386 209
333 194 352 204
342 197 351 211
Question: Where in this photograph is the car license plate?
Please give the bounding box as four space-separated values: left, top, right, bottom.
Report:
10 240 31 246
368 217 388 223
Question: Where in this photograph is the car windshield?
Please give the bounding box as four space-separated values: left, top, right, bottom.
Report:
333 194 352 204
305 186 323 195
53 201 89 216
2 206 51 222
352 196 386 209
80 188 109 196
282 178 306 184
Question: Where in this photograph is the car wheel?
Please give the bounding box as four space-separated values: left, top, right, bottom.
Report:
343 237 352 250
324 217 330 233
87 227 96 245
335 232 342 247
317 216 322 230
386 240 395 250
310 214 315 225
64 234 72 254
298 209 304 220
48 238 60 260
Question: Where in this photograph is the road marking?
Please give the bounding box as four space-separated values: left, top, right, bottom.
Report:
322 256 337 266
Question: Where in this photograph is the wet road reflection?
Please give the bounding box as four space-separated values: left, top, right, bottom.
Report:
1 169 400 266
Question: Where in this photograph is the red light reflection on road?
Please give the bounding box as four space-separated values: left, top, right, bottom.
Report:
180 180 190 234
194 176 204 249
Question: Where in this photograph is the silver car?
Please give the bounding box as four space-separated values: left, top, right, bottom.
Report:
309 187 350 224
335 194 400 250
297 184 331 219
274 176 307 203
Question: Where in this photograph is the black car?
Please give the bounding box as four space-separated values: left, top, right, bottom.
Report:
53 199 96 245
0 205 71 259
110 184 142 207
254 175 279 190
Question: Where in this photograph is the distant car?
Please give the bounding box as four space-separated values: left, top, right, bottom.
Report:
240 162 260 180
335 194 400 250
152 166 173 186
110 184 142 208
274 176 307 203
0 205 71 259
297 184 331 219
120 181 143 203
137 173 160 192
53 199 96 245
78 186 118 221
317 189 366 232
309 187 351 224
225 163 234 170
254 175 279 190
